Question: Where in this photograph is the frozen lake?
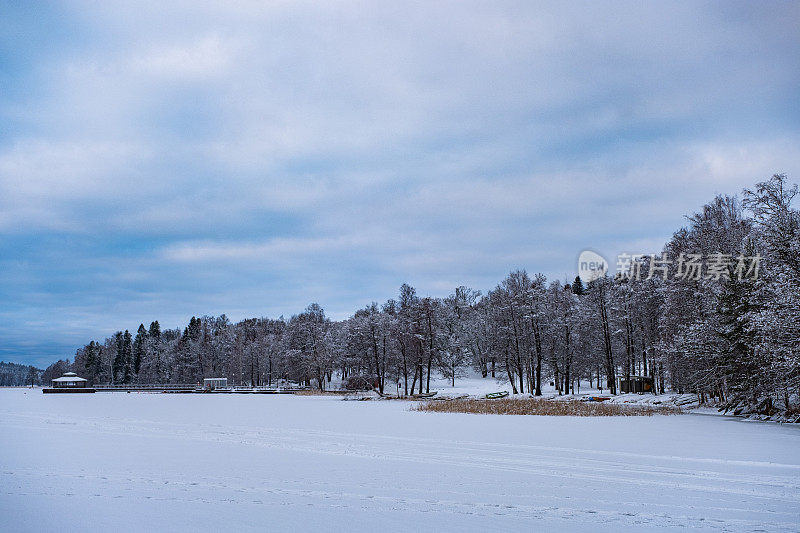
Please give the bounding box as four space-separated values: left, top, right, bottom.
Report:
1 388 799 532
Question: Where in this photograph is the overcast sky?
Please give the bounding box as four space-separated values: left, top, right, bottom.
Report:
1 1 799 367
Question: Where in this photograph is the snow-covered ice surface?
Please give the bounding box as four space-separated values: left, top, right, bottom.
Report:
1 388 799 532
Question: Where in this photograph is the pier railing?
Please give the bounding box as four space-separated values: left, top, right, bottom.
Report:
94 383 199 391
93 383 311 393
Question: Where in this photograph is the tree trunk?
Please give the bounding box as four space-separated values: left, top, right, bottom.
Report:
599 287 617 394
426 310 435 394
504 347 518 394
400 341 409 396
508 304 524 394
531 319 543 395
372 334 383 394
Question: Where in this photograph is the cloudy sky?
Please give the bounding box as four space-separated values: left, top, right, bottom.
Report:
1 1 799 367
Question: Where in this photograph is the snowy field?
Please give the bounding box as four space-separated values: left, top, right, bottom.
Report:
1 388 799 532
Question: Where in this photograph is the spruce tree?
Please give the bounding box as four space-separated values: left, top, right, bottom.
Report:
122 330 133 384
112 332 125 383
84 341 95 375
572 276 584 295
717 274 757 405
133 324 147 378
148 320 161 339
83 340 100 382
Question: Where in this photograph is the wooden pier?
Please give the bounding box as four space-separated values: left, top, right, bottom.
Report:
92 384 307 394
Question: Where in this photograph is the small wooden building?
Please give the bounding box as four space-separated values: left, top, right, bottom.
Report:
43 372 96 393
203 377 228 390
619 375 654 394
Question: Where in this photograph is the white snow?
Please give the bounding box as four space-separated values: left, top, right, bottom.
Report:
1 388 798 532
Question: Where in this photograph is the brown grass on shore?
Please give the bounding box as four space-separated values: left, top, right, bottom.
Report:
413 398 682 416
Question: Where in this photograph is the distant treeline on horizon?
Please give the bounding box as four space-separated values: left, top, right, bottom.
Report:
0 361 42 387
43 175 800 420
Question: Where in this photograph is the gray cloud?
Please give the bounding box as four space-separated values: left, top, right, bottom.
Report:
1 1 799 364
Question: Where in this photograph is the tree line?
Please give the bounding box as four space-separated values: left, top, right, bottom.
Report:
45 174 799 417
0 361 42 386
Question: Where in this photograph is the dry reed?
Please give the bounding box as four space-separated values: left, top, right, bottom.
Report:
413 398 682 416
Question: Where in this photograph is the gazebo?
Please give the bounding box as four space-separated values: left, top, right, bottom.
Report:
43 372 96 393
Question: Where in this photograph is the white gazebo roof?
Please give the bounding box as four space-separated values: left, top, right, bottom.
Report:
52 373 87 382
